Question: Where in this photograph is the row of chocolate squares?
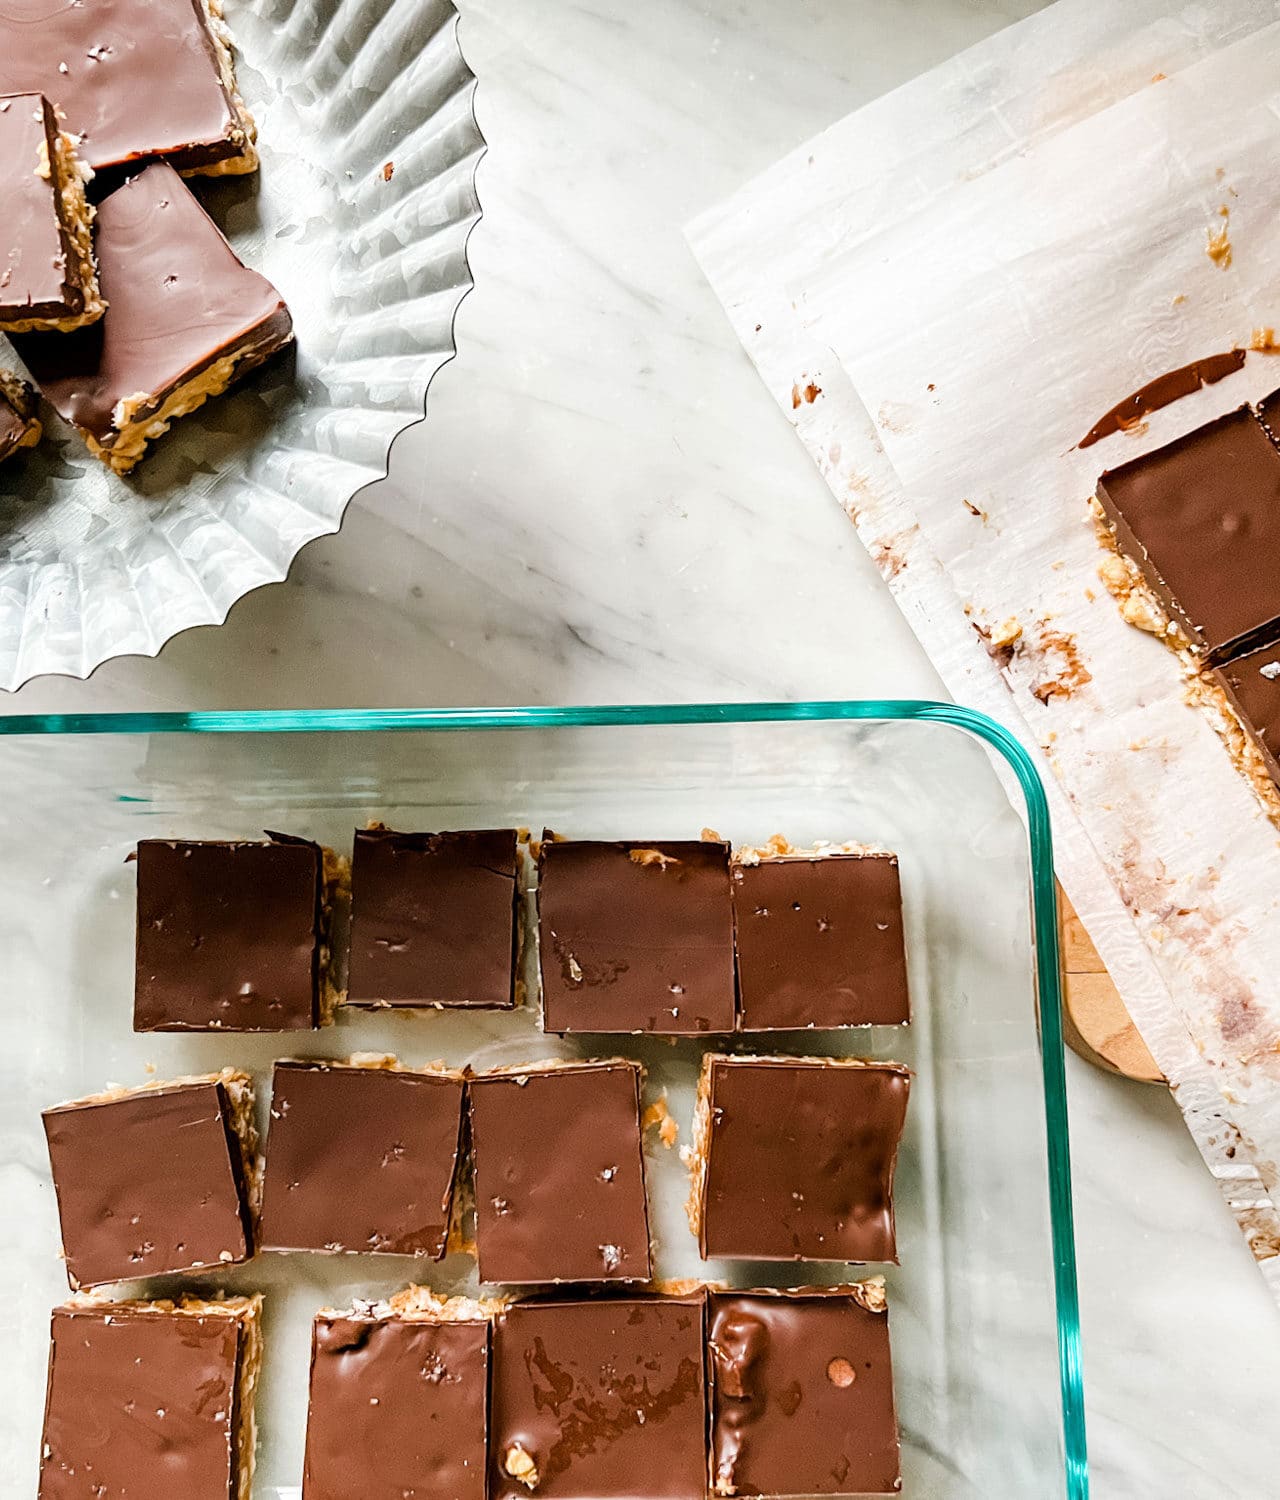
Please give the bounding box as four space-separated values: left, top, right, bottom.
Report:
43 1053 910 1292
1093 398 1280 794
134 827 912 1036
38 1280 902 1500
1 93 290 475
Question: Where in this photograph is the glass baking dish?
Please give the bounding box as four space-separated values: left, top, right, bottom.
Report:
0 700 1086 1500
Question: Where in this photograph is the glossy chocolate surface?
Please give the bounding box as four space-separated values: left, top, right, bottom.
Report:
537 836 735 1034
134 833 324 1032
304 1313 489 1500
0 0 242 172
468 1062 651 1284
261 1062 465 1257
0 93 83 321
1095 405 1280 662
348 827 518 1008
733 853 910 1030
14 164 291 448
40 1302 249 1500
699 1057 909 1263
43 1078 253 1288
1212 641 1280 788
490 1294 707 1500
708 1289 900 1497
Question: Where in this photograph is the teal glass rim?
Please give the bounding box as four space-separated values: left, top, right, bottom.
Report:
0 697 1086 1496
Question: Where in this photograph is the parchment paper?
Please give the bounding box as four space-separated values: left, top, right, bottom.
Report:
689 0 1280 1295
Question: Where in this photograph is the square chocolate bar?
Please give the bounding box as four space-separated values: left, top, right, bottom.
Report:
260 1059 466 1258
348 826 520 1008
708 1283 900 1498
537 835 736 1034
690 1055 910 1264
0 0 257 175
42 1070 256 1289
304 1290 491 1500
0 369 41 464
1211 641 1280 790
0 93 100 332
1094 405 1280 663
39 1295 261 1500
491 1293 708 1500
468 1060 651 1284
134 833 338 1032
13 163 292 474
733 844 910 1030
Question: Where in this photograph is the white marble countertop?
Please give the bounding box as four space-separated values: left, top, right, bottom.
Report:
5 0 1279 1492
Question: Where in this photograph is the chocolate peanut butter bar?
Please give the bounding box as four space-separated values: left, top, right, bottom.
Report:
491 1293 708 1500
348 826 520 1008
260 1058 466 1258
1210 641 1280 790
1093 405 1280 664
689 1055 910 1264
134 833 340 1032
0 94 100 333
733 841 910 1030
708 1283 900 1498
13 163 292 475
0 0 257 176
0 370 41 463
537 835 736 1034
304 1289 493 1500
38 1295 262 1500
42 1070 257 1289
468 1060 652 1285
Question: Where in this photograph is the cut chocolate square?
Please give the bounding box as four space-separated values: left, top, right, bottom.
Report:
348 826 520 1008
1210 641 1280 790
0 93 101 333
468 1060 651 1285
0 369 41 463
0 0 257 176
733 842 910 1030
1094 405 1280 663
134 833 339 1032
708 1283 900 1498
260 1058 466 1258
537 835 735 1034
491 1293 708 1500
42 1070 257 1289
38 1295 262 1500
13 163 292 475
304 1289 492 1500
689 1055 910 1264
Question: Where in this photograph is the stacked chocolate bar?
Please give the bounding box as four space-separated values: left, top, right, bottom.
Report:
1093 400 1280 795
1 0 291 474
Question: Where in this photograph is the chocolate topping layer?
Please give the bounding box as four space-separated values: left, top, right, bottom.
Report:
537 836 736 1034
698 1056 909 1264
43 1077 254 1288
1212 641 1280 789
733 852 910 1030
13 163 292 451
134 834 324 1032
0 0 245 173
305 1313 489 1500
0 93 83 322
1079 350 1245 449
469 1061 651 1285
1095 405 1280 662
40 1300 253 1500
708 1289 900 1498
490 1294 708 1500
260 1061 465 1257
348 827 519 1008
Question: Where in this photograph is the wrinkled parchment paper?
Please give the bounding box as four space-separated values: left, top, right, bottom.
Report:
689 0 1280 1295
